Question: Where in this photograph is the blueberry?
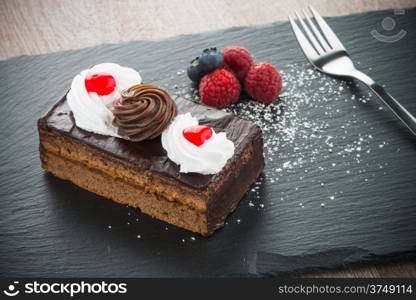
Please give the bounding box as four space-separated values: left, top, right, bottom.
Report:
187 57 203 82
187 48 224 83
199 48 223 72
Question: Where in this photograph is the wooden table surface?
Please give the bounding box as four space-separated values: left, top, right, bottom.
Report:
1 0 415 278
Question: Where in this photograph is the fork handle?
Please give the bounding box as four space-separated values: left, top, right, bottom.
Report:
351 70 416 136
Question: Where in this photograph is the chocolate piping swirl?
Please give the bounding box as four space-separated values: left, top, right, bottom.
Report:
112 84 178 142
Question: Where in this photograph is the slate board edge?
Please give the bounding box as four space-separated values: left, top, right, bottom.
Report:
254 249 416 277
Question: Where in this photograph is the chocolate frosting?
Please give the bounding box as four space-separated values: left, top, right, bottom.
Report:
39 95 262 190
112 84 178 142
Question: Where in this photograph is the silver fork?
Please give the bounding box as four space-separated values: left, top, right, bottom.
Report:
289 6 416 136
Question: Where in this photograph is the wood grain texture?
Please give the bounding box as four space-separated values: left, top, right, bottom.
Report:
0 1 416 277
303 261 416 278
0 0 415 60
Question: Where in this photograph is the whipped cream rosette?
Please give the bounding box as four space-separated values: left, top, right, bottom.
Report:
67 63 142 136
161 113 235 175
67 63 232 175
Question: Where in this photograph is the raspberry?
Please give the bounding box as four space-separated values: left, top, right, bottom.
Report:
244 63 282 103
221 46 254 82
199 69 241 109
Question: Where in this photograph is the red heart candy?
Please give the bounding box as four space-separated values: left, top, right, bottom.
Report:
85 73 116 96
183 125 213 147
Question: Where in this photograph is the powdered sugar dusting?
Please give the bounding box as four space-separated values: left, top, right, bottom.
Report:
168 63 392 212
120 62 395 238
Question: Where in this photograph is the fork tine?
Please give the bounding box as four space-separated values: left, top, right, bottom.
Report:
289 15 319 61
302 9 331 52
294 11 325 55
309 5 345 51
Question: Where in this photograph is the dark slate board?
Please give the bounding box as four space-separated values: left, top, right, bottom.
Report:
1 8 416 277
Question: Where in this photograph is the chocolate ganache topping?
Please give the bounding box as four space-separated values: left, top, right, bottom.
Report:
112 84 178 142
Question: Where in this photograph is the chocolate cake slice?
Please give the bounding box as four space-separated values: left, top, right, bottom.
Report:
38 95 264 236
